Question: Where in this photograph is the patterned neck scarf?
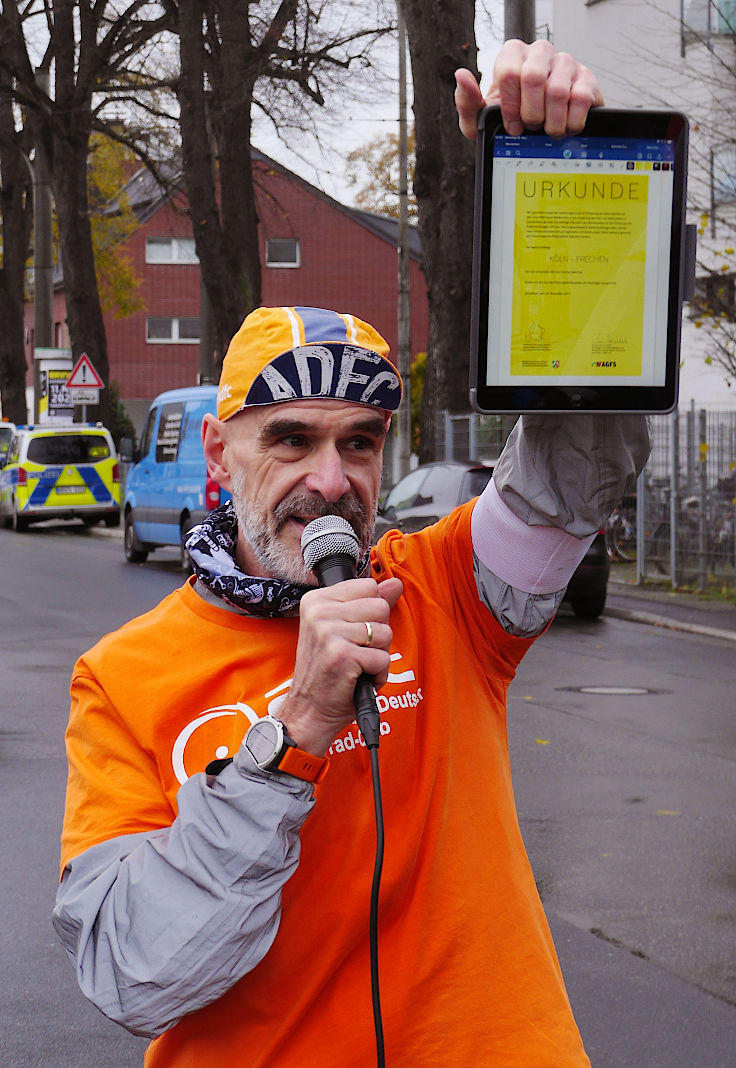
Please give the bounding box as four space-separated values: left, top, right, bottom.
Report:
186 500 369 618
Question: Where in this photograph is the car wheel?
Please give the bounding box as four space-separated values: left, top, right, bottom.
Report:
124 512 148 563
13 501 29 532
179 516 195 573
570 590 607 620
104 512 121 529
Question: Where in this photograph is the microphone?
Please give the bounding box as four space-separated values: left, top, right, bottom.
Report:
301 516 381 749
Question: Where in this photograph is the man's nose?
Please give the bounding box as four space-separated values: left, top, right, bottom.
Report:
304 446 351 502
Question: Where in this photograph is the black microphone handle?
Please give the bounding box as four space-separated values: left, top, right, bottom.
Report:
313 554 382 750
313 554 356 588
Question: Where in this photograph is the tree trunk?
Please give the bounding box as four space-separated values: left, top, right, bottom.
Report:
51 121 112 427
0 96 32 423
177 1 265 368
51 0 112 427
213 5 263 331
399 0 478 462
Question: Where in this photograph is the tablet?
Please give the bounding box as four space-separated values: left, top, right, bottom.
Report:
470 106 691 414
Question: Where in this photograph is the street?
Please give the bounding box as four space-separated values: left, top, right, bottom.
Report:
1 522 735 1067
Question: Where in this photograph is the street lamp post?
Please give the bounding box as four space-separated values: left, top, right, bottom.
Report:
396 2 412 481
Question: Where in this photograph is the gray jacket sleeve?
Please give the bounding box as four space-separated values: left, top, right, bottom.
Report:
52 747 314 1038
473 414 651 636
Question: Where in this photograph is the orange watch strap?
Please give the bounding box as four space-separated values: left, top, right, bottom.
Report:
277 744 330 785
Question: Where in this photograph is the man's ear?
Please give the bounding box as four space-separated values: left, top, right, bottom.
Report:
202 414 233 493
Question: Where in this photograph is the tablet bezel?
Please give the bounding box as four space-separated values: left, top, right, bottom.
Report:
470 106 689 414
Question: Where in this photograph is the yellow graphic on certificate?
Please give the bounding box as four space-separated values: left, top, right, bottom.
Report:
510 172 648 376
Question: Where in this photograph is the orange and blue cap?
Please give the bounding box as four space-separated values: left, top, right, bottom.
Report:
217 306 402 421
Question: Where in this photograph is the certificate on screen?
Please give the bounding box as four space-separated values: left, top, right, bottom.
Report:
471 108 689 413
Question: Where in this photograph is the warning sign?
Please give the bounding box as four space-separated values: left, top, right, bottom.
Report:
66 353 104 389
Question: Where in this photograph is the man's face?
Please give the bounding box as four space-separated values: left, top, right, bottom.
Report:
218 399 388 584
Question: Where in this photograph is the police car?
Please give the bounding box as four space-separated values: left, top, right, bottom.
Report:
0 423 121 532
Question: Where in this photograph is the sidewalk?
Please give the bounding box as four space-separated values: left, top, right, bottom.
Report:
606 570 736 643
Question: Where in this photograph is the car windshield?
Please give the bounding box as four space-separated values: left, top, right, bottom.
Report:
26 434 110 465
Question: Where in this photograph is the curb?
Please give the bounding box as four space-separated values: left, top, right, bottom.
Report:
604 604 736 644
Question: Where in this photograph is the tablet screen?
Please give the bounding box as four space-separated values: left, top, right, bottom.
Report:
471 108 689 413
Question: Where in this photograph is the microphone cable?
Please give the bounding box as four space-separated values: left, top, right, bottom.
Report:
365 709 385 1068
300 516 387 1065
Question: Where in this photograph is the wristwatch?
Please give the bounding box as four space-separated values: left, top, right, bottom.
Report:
243 715 330 785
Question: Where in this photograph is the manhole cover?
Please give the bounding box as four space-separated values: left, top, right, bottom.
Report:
579 686 651 696
555 685 666 696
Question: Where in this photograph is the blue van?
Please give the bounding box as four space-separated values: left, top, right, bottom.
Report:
122 385 230 565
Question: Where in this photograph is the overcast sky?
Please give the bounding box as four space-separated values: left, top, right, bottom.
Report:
251 4 507 206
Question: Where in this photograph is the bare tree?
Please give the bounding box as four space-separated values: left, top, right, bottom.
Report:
399 0 478 461
0 0 175 427
172 0 395 370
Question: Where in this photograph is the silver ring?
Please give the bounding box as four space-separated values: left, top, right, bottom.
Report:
362 621 373 647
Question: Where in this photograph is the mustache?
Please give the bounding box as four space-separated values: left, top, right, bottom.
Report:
273 492 369 533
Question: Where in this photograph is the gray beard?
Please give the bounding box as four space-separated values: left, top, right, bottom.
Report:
231 472 375 585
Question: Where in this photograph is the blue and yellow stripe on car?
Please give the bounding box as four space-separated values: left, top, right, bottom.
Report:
12 459 119 514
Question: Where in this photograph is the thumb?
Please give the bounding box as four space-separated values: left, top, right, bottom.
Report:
454 68 484 141
378 577 404 609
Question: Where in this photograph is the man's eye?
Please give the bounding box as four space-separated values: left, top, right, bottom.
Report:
281 434 308 448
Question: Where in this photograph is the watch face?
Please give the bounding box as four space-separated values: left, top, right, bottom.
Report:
246 718 281 766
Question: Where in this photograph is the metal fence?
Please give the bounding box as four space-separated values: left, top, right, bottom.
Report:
437 406 736 591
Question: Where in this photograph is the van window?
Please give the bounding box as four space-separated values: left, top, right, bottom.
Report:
26 434 111 465
178 402 209 455
155 402 185 462
139 407 157 459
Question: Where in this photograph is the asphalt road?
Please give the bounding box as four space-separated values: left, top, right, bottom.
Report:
1 521 734 1066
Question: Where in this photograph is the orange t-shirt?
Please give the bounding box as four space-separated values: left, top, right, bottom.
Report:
61 502 589 1066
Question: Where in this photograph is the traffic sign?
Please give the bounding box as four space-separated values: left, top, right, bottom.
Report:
66 353 104 389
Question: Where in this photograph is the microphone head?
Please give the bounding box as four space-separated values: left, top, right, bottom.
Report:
300 515 361 571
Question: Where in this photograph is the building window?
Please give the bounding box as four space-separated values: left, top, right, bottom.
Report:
689 273 736 321
712 145 736 205
682 0 735 46
266 237 300 268
146 317 201 343
145 237 198 264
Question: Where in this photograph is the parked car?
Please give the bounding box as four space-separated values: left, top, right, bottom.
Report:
374 461 610 619
121 385 230 566
0 422 120 531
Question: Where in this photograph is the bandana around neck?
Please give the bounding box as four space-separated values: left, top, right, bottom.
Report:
186 500 370 619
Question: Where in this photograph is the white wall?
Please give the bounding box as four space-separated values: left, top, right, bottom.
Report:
551 0 736 407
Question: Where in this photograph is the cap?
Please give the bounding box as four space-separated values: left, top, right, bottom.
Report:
217 306 402 421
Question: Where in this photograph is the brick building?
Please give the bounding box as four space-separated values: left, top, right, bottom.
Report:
25 150 429 431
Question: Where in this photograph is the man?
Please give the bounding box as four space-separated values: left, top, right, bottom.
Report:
54 41 648 1066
